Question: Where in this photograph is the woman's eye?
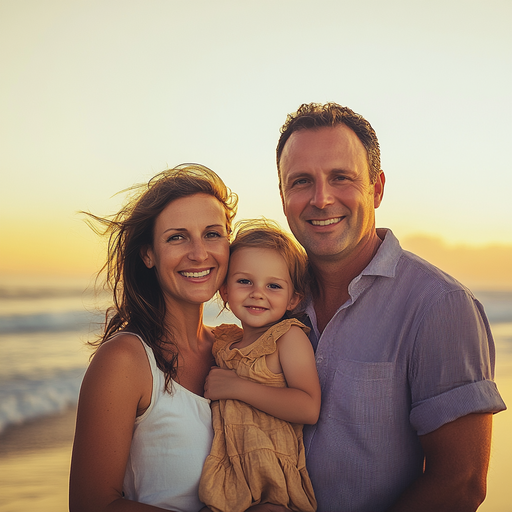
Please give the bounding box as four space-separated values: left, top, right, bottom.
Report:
205 231 222 238
167 234 184 242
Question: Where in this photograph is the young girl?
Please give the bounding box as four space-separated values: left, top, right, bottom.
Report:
199 220 320 512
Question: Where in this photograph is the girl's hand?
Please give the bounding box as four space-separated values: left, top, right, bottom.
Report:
204 366 242 400
246 505 291 511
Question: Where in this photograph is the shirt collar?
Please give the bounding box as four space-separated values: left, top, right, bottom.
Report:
361 228 401 279
303 228 402 323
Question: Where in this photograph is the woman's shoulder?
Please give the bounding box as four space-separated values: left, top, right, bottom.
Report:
91 332 149 371
83 332 153 412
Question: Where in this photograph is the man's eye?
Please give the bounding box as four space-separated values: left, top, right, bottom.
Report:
292 178 309 186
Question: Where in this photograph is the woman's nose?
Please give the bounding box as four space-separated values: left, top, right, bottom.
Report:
188 239 208 262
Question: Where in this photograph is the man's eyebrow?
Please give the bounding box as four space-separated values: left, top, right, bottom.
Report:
285 168 352 181
284 170 312 182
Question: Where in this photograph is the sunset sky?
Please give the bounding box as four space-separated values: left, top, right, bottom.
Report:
1 0 511 288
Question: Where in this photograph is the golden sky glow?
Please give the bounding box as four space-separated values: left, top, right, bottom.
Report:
1 1 511 285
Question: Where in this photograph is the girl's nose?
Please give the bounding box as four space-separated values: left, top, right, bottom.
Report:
249 287 264 299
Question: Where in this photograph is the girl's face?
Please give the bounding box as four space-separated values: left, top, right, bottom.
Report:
221 247 300 331
142 193 230 308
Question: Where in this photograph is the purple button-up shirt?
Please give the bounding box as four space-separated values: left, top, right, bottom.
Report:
303 229 506 512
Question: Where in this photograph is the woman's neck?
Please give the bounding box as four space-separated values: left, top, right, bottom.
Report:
163 299 215 396
163 299 206 350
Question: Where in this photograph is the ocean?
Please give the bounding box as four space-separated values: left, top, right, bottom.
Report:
0 278 238 435
1 279 511 436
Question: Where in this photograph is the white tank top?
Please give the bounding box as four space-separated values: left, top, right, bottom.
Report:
121 333 213 512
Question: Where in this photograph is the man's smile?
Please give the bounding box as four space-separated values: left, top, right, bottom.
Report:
309 217 343 226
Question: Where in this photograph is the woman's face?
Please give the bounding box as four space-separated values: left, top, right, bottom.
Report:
142 193 230 308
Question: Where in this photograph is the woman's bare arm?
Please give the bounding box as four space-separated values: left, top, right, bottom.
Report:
69 334 170 512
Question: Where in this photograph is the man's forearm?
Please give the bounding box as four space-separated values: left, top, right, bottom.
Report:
387 413 492 512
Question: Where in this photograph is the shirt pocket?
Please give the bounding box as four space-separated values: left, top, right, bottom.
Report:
324 359 395 425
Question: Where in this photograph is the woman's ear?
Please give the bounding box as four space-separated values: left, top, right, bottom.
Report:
140 245 155 269
286 292 301 311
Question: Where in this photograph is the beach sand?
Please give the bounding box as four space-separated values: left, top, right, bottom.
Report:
0 407 76 512
1 346 511 512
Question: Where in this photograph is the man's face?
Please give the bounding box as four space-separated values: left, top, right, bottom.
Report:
279 124 384 263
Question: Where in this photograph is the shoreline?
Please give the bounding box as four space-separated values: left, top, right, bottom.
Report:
0 406 77 458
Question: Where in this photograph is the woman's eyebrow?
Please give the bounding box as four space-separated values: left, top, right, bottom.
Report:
162 224 225 235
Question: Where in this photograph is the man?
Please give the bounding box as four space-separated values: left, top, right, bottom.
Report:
276 103 506 512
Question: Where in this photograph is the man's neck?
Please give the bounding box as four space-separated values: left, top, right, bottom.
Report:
310 231 383 333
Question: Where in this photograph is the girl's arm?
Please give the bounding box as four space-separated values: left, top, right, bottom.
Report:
69 335 170 512
204 326 321 424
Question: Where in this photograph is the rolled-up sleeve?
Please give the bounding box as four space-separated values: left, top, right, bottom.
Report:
409 289 507 435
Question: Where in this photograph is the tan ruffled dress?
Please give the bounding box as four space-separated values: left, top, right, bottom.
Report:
199 318 317 512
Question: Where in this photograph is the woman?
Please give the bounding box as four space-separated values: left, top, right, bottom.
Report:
69 164 238 512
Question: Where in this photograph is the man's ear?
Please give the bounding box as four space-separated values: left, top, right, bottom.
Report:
286 292 301 311
373 170 385 209
140 245 155 269
219 283 229 305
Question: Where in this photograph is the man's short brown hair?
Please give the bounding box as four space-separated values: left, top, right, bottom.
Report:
276 103 381 190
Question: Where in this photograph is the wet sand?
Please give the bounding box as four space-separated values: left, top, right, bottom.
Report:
0 407 76 512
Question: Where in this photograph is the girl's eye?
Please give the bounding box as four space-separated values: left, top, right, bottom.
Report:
237 279 251 285
268 283 282 289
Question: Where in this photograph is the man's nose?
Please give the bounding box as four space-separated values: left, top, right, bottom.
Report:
310 181 334 209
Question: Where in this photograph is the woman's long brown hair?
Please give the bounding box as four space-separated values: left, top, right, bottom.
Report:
84 164 238 391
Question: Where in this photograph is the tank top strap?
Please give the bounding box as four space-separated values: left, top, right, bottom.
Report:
108 331 162 423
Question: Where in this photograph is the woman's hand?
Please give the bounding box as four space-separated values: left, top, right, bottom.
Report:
204 366 242 400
